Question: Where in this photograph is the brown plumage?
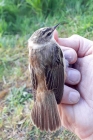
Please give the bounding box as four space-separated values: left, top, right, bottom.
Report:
28 25 65 131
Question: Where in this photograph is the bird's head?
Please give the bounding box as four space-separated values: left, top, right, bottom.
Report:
28 24 60 47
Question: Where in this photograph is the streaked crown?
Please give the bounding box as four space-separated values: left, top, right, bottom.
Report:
28 24 60 45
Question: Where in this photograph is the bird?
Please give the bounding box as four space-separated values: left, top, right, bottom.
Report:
28 24 66 132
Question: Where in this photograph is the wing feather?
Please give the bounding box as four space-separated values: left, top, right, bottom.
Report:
30 66 37 101
29 44 64 104
45 45 64 104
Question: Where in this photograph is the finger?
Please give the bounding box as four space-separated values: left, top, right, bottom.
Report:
58 36 93 57
54 30 77 64
54 29 59 42
65 68 81 85
54 30 93 57
61 85 80 104
59 46 77 64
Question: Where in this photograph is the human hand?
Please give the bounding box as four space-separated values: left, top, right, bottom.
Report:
54 31 93 140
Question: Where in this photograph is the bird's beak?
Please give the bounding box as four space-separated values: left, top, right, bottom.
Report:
52 23 60 32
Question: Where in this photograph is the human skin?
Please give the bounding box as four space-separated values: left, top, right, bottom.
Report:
54 30 93 140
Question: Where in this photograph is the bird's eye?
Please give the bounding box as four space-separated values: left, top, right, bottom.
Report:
46 32 51 37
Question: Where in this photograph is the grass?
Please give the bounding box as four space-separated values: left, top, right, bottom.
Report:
0 14 93 140
0 0 93 139
0 18 83 139
0 86 80 140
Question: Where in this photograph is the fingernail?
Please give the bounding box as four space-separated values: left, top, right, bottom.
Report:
69 92 80 103
68 69 80 83
64 50 73 63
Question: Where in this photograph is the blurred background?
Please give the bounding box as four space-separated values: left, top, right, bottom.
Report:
0 0 93 139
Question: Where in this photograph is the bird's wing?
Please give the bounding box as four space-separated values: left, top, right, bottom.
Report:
45 45 64 104
30 66 37 101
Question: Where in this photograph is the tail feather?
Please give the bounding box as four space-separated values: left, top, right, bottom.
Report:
35 102 39 127
51 99 57 130
31 91 61 131
48 104 53 131
41 103 45 130
48 96 56 131
43 103 48 130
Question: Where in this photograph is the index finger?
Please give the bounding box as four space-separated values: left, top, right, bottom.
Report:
54 30 93 57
